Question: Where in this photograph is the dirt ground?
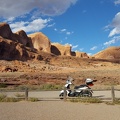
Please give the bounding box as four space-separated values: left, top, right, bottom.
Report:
0 58 120 88
0 101 120 120
0 57 120 89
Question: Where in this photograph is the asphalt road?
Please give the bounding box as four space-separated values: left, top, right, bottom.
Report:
2 90 120 100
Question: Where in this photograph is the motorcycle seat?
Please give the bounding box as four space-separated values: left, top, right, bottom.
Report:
74 84 88 89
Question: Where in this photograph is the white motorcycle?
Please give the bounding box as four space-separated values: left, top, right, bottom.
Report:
59 78 94 98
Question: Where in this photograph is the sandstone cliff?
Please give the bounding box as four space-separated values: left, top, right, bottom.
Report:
1 22 119 61
28 32 51 53
51 43 71 56
71 51 89 58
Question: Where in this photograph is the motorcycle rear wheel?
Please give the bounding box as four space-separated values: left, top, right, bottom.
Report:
79 90 92 97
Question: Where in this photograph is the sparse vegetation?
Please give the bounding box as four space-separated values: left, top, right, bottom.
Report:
14 93 25 98
105 98 120 105
0 83 7 88
0 93 19 102
29 97 39 102
70 97 102 103
69 97 120 105
39 84 63 90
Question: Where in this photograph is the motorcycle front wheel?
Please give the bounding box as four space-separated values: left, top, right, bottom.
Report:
86 91 92 97
59 93 64 99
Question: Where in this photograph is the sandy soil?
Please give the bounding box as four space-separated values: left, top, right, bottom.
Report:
0 59 120 87
0 101 120 120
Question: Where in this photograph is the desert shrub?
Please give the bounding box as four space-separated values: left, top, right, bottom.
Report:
114 99 120 105
0 83 7 88
0 93 7 101
2 97 19 102
0 93 19 102
105 99 120 105
29 97 39 102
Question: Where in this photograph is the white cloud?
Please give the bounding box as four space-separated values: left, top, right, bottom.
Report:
72 45 78 49
108 12 120 37
57 28 74 35
54 28 58 31
47 23 55 27
103 36 120 46
64 43 78 49
65 43 72 46
0 0 78 18
6 17 15 22
10 18 51 33
79 48 84 51
66 31 74 35
90 46 97 50
108 28 120 37
114 0 120 5
61 29 67 32
66 32 71 35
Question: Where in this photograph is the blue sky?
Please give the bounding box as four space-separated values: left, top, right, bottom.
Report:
0 0 120 55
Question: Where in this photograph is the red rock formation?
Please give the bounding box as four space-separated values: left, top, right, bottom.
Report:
0 22 33 48
28 32 51 53
75 51 89 58
15 30 33 48
51 43 71 56
0 22 13 40
0 23 53 61
71 51 89 58
0 36 44 61
0 36 28 60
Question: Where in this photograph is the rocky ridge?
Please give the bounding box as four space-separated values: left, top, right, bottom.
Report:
0 22 90 61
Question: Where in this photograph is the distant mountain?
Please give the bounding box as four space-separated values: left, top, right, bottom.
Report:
93 46 120 59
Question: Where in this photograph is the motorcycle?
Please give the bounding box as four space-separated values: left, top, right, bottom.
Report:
59 78 94 99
